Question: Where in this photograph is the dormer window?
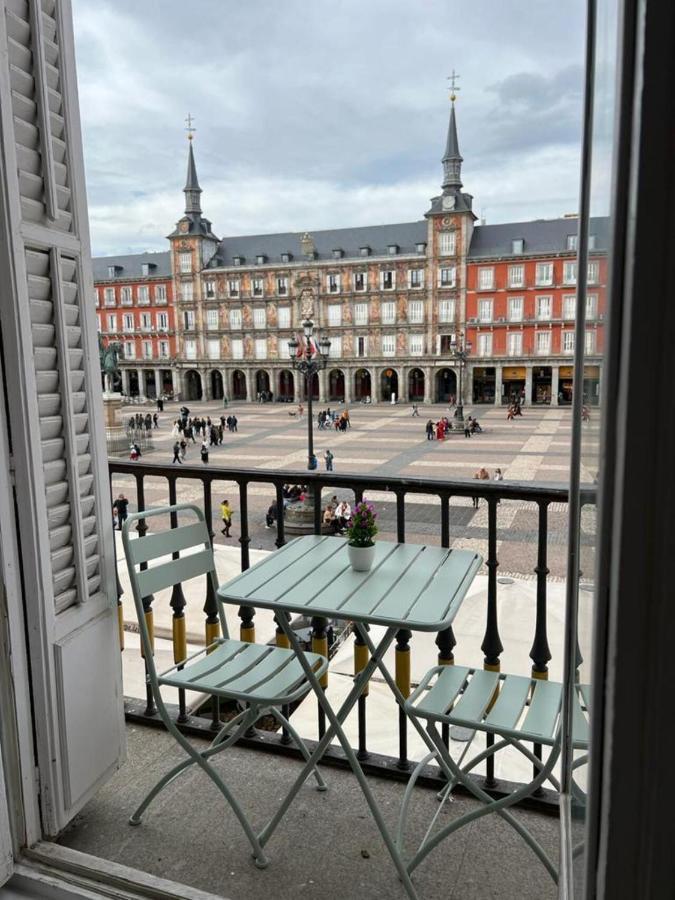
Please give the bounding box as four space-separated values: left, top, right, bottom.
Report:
588 234 597 249
141 263 156 277
512 238 525 255
107 265 120 278
281 251 292 263
256 254 266 265
387 244 399 255
233 256 243 266
416 242 427 253
566 235 578 251
332 249 343 259
360 246 371 257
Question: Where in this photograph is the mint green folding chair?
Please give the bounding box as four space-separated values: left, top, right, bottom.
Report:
121 503 328 868
398 666 590 882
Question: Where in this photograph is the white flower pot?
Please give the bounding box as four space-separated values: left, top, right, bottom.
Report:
348 543 376 572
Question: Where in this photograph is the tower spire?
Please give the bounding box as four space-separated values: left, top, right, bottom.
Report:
442 73 463 193
183 113 202 214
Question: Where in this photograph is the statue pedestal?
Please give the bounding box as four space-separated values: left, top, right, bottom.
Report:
102 392 129 455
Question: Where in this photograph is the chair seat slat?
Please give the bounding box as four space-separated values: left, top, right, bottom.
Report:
417 665 468 717
520 680 563 742
572 685 590 746
449 670 501 724
484 675 532 731
136 548 213 597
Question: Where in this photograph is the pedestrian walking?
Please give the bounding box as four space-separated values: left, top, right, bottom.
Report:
464 417 472 438
179 439 187 461
324 449 334 472
157 397 164 412
220 499 233 537
152 412 159 429
425 419 434 440
171 441 182 464
231 415 238 432
112 493 129 530
200 441 209 464
411 403 419 417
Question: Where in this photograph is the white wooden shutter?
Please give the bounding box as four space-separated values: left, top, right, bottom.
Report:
0 740 12 885
0 0 124 835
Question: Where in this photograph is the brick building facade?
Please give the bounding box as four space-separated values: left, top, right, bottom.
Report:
96 102 606 405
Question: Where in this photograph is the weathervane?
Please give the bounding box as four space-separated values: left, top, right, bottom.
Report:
185 112 196 141
447 69 461 102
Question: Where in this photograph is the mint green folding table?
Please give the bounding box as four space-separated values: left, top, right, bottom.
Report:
217 534 482 900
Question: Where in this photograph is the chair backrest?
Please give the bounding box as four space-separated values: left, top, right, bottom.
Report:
121 504 227 674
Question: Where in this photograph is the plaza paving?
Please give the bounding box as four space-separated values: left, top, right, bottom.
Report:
110 399 599 580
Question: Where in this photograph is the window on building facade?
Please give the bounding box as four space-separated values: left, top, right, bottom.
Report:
155 284 167 303
183 310 195 330
508 264 525 287
123 313 134 332
184 339 196 360
107 265 116 278
142 341 153 359
104 287 115 306
439 299 455 322
255 338 267 359
94 289 99 307
181 282 193 302
96 315 101 332
381 334 395 356
477 333 492 356
354 272 367 292
439 266 456 287
228 279 240 298
328 304 342 327
478 267 494 290
563 261 577 284
587 261 599 283
277 277 288 296
124 340 135 359
388 244 398 255
409 269 424 289
478 298 493 323
252 278 264 296
232 338 243 359
535 262 553 285
439 231 456 256
141 263 151 277
508 332 523 356
204 280 216 299
229 308 242 330
356 336 368 357
536 331 551 355
512 238 524 254
536 295 552 320
179 252 192 274
207 339 220 360
253 307 266 329
329 336 342 358
140 312 152 331
360 246 370 257
563 331 575 354
566 234 578 251
157 312 168 330
585 330 596 354
588 234 596 250
353 302 368 326
408 300 424 323
277 306 291 329
120 286 132 305
380 270 395 290
508 296 523 322
328 274 341 294
107 314 117 331
138 285 149 304
206 309 218 330
256 254 266 265
409 333 424 355
159 340 169 358
586 293 598 319
563 294 576 319
381 301 396 324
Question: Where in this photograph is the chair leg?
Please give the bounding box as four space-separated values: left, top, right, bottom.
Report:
274 707 328 792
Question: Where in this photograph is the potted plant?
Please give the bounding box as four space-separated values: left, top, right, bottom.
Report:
345 501 378 571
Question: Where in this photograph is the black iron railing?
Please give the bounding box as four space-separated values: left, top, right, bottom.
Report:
109 459 595 811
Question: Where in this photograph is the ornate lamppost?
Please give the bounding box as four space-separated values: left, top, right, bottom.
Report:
449 332 472 428
288 320 331 470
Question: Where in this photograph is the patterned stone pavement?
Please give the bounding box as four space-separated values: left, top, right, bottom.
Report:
110 400 600 578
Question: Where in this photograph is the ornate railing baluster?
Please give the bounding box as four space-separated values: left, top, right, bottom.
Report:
354 625 370 760
275 482 286 550
237 480 255 642
135 473 155 717
168 477 188 723
313 480 323 534
109 471 125 652
481 496 503 787
202 479 221 730
311 616 329 739
438 493 455 746
529 500 552 789
396 628 412 770
396 490 405 543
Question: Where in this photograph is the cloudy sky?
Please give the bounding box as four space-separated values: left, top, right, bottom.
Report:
71 0 588 257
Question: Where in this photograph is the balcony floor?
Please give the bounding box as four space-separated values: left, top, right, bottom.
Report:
56 724 564 900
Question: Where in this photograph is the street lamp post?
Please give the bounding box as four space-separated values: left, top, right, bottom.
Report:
288 320 331 471
449 332 472 429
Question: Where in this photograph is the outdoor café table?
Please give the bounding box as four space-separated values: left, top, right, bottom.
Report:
217 534 482 899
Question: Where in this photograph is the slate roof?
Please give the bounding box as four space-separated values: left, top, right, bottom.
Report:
468 216 610 259
92 251 171 281
209 221 429 267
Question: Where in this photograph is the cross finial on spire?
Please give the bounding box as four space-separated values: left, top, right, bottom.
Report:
447 69 461 102
185 112 196 141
